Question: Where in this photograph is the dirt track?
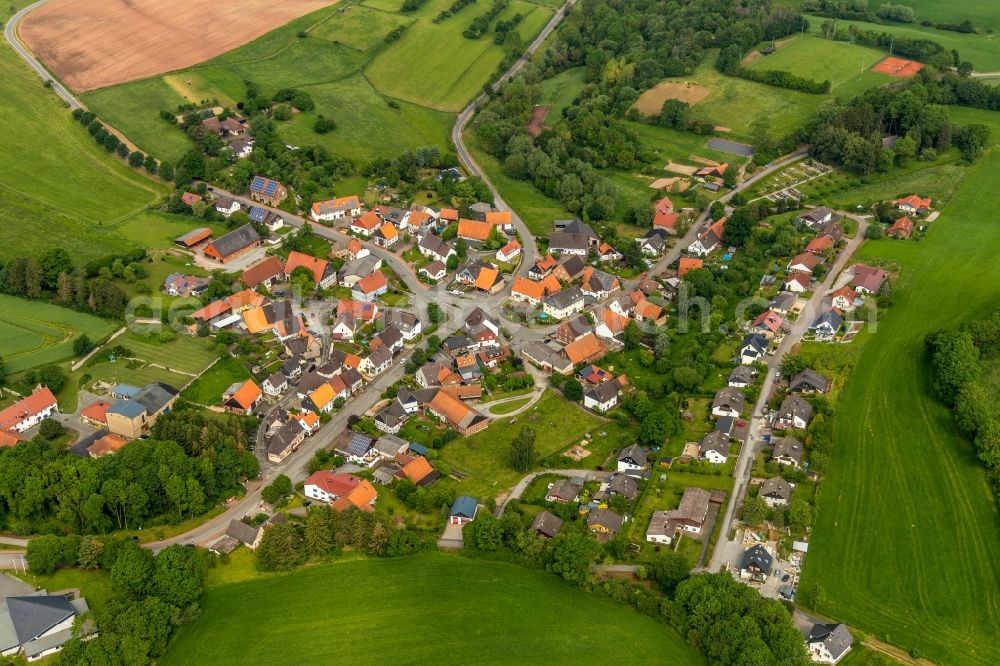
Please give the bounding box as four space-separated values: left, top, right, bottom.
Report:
19 0 338 92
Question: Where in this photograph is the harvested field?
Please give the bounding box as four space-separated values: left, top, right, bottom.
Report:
526 105 550 138
648 177 690 191
19 0 339 92
665 162 698 175
872 56 924 78
633 81 711 116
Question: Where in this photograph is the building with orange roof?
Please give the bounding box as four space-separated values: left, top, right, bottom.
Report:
337 299 379 321
241 255 285 289
298 410 320 434
0 430 22 448
395 455 436 485
439 208 459 221
687 217 727 257
352 270 389 302
284 251 336 287
887 216 914 239
242 306 272 334
441 384 484 400
373 223 399 249
174 227 213 248
473 266 503 293
304 471 377 512
227 288 266 313
805 235 835 254
223 380 262 415
311 195 362 222
427 389 489 436
191 299 232 322
485 210 513 230
87 433 130 458
655 197 673 215
564 332 607 366
894 194 932 215
595 308 630 340
678 257 703 277
305 383 337 413
653 211 680 233
332 480 378 512
540 273 562 294
347 238 369 261
496 239 521 262
80 400 112 427
0 386 58 433
511 276 546 305
634 299 666 326
751 309 783 338
457 219 493 242
350 211 382 237
528 254 557 280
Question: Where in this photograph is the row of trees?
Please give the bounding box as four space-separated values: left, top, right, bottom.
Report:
1 250 130 319
0 409 257 535
26 535 208 664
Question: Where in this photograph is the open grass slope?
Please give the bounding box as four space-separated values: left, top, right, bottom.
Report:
0 295 117 373
0 36 164 263
802 141 1000 664
747 34 893 99
163 552 702 665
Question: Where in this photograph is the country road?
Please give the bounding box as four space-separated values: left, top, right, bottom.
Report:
4 0 81 110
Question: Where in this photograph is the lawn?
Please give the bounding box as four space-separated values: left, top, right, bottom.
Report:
800 146 1000 664
0 295 118 373
442 390 602 498
747 34 892 99
14 568 113 614
489 396 533 415
162 552 702 665
309 4 413 51
534 67 587 118
366 0 554 112
180 356 251 405
0 36 164 265
119 333 220 375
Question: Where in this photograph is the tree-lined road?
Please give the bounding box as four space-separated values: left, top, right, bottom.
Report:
5 0 81 110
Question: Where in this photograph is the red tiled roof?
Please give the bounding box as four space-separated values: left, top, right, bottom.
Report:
241 255 285 288
894 194 931 209
181 192 203 206
352 211 382 231
564 333 606 365
653 211 680 230
284 251 329 283
0 386 57 431
80 400 112 425
512 276 545 301
678 257 703 277
191 299 232 321
355 270 388 294
458 219 492 241
227 380 262 410
485 211 512 226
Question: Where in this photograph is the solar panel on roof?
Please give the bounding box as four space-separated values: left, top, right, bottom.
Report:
249 206 267 222
265 182 278 196
251 176 264 191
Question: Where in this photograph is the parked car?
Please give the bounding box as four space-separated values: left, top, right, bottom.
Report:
782 574 791 582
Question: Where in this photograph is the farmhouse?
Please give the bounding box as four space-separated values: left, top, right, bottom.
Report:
311 195 362 222
457 219 493 244
427 389 488 436
552 255 587 283
304 471 377 512
240 255 285 289
106 383 178 439
521 341 573 375
249 176 287 206
556 315 592 344
547 232 590 256
86 433 130 457
203 224 262 263
0 386 58 434
893 194 931 215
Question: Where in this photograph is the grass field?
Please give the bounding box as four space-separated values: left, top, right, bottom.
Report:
801 143 1000 664
534 67 587 118
747 35 893 99
0 295 118 373
163 552 702 665
180 357 250 405
488 396 533 415
442 391 602 497
0 34 164 264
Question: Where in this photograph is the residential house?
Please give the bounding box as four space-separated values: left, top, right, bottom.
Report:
530 511 563 538
597 242 622 263
751 309 784 339
223 380 262 415
807 623 854 665
771 435 805 467
162 273 209 297
769 291 798 315
338 255 382 287
810 308 843 340
646 487 711 544
496 240 521 262
851 264 885 294
373 223 399 249
775 395 812 430
617 444 648 473
728 365 757 388
759 476 793 508
335 431 377 466
457 219 493 244
230 139 253 158
587 508 624 539
348 211 380 237
374 400 409 434
595 308 630 341
547 231 590 256
653 210 680 234
241 256 285 290
739 333 768 365
304 471 377 512
784 271 812 293
521 341 573 375
584 376 628 413
678 257 703 277
797 207 835 229
805 234 835 254
362 346 393 377
893 194 931 215
687 217 726 257
284 251 337 288
552 255 587 284
427 389 488 436
564 332 607 367
829 286 858 311
606 474 640 501
543 286 585 319
79 400 112 428
394 455 439 486
637 228 669 256
449 496 478 525
352 270 389 302
788 252 821 274
249 176 287 206
545 479 582 503
510 276 548 306
633 298 666 326
699 430 730 464
419 261 447 282
0 590 96 660
382 310 422 341
556 315 592 345
105 383 178 438
346 238 369 261
711 387 745 419
371 324 405 356
202 115 248 137
528 254 557 280
740 544 773 581
417 234 456 263
0 386 58 434
203 224 261 263
214 196 241 218
789 369 829 394
268 421 307 463
887 216 913 239
580 266 620 300
262 372 288 396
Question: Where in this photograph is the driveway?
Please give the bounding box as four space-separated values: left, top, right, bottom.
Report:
437 522 464 549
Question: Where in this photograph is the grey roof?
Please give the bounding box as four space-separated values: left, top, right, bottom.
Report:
562 220 596 238
587 508 624 533
134 382 177 414
799 207 834 224
808 623 853 659
341 368 363 389
584 267 617 293
4 595 75 646
741 333 768 354
760 476 793 501
769 291 797 312
728 365 756 384
111 383 141 397
558 255 587 278
585 381 621 405
450 495 478 519
375 401 408 430
268 421 303 457
375 324 403 350
226 519 260 545
608 474 639 500
369 344 393 369
346 432 374 457
547 479 582 502
790 368 829 393
712 387 745 413
544 286 584 310
741 544 773 573
265 371 287 389
777 395 813 426
811 309 843 331
663 487 711 526
209 224 260 258
373 434 407 457
700 430 730 458
561 315 592 338
530 511 563 537
771 436 804 464
464 306 497 332
418 234 453 257
619 444 648 466
714 415 735 436
548 231 590 252
106 399 144 419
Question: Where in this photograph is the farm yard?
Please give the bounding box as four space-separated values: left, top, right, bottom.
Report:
0 296 117 373
801 147 1000 665
18 0 339 91
162 553 702 665
79 0 553 164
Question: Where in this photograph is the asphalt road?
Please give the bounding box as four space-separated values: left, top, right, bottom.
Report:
707 212 869 573
4 0 81 110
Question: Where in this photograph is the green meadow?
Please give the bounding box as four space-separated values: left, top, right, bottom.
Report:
0 296 117 373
